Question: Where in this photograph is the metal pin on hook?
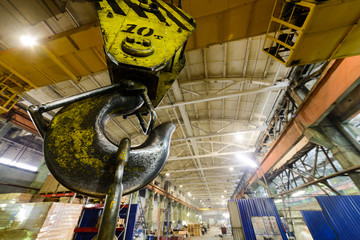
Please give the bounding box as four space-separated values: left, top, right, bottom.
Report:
95 138 130 240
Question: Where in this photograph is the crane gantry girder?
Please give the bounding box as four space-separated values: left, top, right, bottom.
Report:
246 56 360 191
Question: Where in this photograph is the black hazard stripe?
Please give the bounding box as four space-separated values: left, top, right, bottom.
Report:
106 0 126 15
165 2 196 28
154 0 190 31
123 0 148 18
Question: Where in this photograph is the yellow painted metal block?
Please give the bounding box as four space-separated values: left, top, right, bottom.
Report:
263 0 360 66
96 0 195 71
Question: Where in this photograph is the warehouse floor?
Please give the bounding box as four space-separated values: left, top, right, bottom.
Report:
192 227 233 240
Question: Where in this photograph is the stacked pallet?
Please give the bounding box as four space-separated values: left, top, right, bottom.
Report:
0 202 83 240
39 174 70 194
0 193 33 204
188 223 201 236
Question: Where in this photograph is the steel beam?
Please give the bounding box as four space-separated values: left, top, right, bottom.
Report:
172 128 265 142
248 57 360 186
146 183 197 210
1 107 39 135
187 117 263 127
158 81 289 110
179 77 273 86
168 150 253 161
171 80 212 197
166 164 246 173
167 173 242 181
273 164 360 197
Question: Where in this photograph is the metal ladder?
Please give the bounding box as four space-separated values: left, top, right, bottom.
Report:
134 197 147 237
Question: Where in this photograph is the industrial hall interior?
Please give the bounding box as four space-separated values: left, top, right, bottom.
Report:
0 0 360 239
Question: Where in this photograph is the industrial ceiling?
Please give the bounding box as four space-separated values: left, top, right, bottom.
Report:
0 0 290 207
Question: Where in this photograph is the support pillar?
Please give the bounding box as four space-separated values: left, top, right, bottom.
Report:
130 190 139 203
125 190 139 205
172 201 179 226
145 189 155 232
159 195 166 229
180 204 186 224
305 117 360 189
166 198 173 227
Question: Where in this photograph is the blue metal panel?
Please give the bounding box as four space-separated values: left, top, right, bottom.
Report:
317 195 360 240
229 198 287 240
122 204 138 240
74 204 138 240
78 208 102 228
301 211 339 240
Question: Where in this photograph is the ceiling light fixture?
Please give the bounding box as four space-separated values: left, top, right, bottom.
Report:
229 167 234 171
236 153 258 168
20 35 37 47
180 185 183 188
0 158 38 172
165 173 170 177
292 190 306 197
224 190 227 193
235 134 243 142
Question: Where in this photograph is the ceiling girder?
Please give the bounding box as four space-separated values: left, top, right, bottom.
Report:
167 150 253 161
158 81 289 109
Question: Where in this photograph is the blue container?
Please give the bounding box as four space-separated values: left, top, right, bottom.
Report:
146 235 155 240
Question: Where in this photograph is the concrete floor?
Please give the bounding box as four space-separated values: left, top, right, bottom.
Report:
191 227 233 240
134 227 233 240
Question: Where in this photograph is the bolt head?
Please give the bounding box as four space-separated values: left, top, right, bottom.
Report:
143 39 152 47
126 36 135 44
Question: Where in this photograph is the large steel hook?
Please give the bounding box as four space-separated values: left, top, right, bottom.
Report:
28 85 175 198
28 85 175 240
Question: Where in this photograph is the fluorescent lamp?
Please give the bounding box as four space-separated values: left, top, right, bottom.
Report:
165 173 170 176
20 35 37 47
236 153 258 168
235 134 243 142
292 190 305 197
0 158 37 172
